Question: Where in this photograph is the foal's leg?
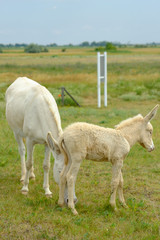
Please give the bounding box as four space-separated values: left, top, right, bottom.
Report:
110 159 123 211
14 133 26 182
67 161 81 215
43 145 52 196
64 181 78 205
118 171 128 208
21 138 34 194
58 162 71 207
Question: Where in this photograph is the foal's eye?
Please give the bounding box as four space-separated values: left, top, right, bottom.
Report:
147 129 152 135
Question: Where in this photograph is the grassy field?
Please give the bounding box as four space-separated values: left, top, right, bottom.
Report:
0 47 160 240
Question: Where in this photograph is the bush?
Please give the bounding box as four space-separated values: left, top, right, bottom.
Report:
24 44 49 53
95 42 117 52
42 47 49 52
0 48 3 53
95 46 105 52
106 42 117 51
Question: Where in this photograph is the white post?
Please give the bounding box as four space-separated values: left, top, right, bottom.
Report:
104 52 107 107
97 52 101 108
97 52 107 108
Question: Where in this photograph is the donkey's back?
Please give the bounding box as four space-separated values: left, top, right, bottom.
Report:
6 77 39 136
6 77 61 142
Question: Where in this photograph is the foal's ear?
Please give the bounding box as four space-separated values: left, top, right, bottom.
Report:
144 104 159 123
47 132 60 153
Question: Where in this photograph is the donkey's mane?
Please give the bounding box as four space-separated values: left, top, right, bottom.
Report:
115 114 143 129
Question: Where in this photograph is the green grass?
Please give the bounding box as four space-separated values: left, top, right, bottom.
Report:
0 47 160 239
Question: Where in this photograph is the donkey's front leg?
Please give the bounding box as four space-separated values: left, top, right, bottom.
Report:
118 170 128 208
43 146 52 197
21 139 34 194
110 159 123 211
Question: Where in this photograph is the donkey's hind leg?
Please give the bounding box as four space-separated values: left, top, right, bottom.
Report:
14 132 35 182
14 132 26 182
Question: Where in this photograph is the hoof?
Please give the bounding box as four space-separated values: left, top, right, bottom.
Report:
110 202 118 212
44 189 52 197
29 176 35 181
72 208 78 215
29 173 35 180
21 190 28 195
114 207 118 212
45 194 52 198
21 186 28 195
58 200 64 207
122 203 128 209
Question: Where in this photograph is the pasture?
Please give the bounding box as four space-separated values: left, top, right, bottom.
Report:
0 47 160 239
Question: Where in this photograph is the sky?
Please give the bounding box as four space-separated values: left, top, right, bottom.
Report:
0 0 160 45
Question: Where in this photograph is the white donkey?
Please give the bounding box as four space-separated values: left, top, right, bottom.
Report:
5 77 77 202
47 105 159 215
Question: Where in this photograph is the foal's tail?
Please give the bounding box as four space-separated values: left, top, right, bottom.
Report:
47 132 68 165
59 137 69 165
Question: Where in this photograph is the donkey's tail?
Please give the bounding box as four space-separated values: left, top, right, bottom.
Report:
59 137 69 165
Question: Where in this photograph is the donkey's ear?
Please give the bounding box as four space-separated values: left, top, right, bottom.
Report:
144 104 159 123
47 132 60 153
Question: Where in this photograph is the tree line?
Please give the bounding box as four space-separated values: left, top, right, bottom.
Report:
0 41 160 54
0 41 160 48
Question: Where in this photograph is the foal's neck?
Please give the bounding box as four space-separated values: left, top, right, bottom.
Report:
118 122 141 148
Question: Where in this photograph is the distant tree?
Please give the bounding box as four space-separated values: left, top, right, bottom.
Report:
80 41 90 47
24 44 41 53
134 44 147 48
99 41 107 46
49 43 58 47
7 44 13 48
15 43 27 48
90 41 108 47
90 41 97 47
24 44 49 53
0 48 3 53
